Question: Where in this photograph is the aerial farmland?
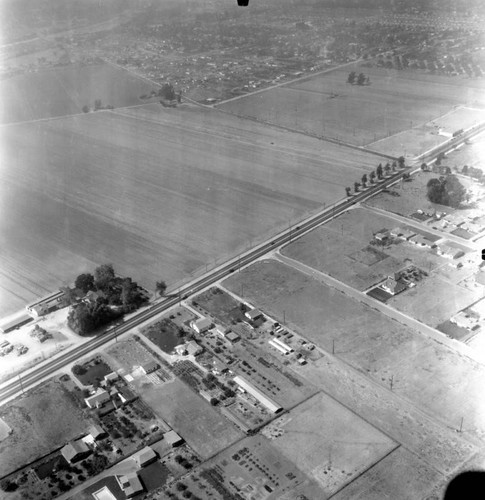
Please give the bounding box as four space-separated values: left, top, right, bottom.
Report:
0 101 380 316
218 65 485 151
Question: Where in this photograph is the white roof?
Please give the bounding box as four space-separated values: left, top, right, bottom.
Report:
233 376 282 413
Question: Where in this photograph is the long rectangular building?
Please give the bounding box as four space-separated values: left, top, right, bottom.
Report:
271 337 293 353
233 375 282 414
269 339 290 355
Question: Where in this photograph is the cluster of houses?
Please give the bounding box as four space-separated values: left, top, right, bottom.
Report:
62 432 183 498
84 372 137 413
29 325 52 343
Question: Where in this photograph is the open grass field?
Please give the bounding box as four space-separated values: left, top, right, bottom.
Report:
263 393 397 496
139 378 243 459
0 379 88 478
223 259 485 452
0 64 155 124
0 104 379 317
218 65 485 149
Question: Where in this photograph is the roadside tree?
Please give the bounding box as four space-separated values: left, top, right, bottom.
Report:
156 280 167 296
361 174 367 188
345 187 351 196
376 164 383 179
354 182 360 193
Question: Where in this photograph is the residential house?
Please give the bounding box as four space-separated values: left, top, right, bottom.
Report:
381 275 407 295
190 317 212 334
140 361 158 375
103 372 119 383
437 243 465 259
61 440 91 463
132 446 157 468
398 228 417 240
409 235 436 248
84 389 110 409
186 340 203 357
83 290 106 305
117 473 144 498
88 424 108 441
118 387 137 405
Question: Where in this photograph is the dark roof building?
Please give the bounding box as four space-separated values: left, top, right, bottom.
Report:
117 473 144 498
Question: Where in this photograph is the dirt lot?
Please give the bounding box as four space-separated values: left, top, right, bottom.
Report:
218 64 485 147
0 104 378 316
0 379 88 478
223 259 485 450
0 64 155 124
263 392 397 496
139 378 243 460
281 207 446 291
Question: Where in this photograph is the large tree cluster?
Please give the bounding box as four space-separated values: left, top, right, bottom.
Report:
426 175 466 208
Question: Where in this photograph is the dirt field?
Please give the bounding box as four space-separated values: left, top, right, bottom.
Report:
140 378 243 459
331 447 441 500
0 104 379 317
263 392 397 496
0 64 155 124
0 379 88 478
217 64 485 147
223 259 485 450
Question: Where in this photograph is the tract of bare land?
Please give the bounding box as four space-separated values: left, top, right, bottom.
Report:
223 260 485 452
0 104 379 316
263 392 397 496
218 65 485 149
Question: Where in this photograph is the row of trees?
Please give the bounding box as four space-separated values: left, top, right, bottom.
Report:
345 157 405 196
81 100 114 113
347 71 370 86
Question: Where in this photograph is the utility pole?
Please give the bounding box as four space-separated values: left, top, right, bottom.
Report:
459 417 464 433
283 310 286 325
390 375 394 391
332 339 335 355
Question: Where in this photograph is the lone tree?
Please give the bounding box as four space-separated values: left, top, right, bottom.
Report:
421 162 428 171
426 175 466 208
376 164 383 179
361 174 368 188
156 280 167 296
82 105 89 113
347 71 356 84
345 187 351 196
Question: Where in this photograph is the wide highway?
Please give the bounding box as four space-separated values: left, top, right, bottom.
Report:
0 125 481 404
